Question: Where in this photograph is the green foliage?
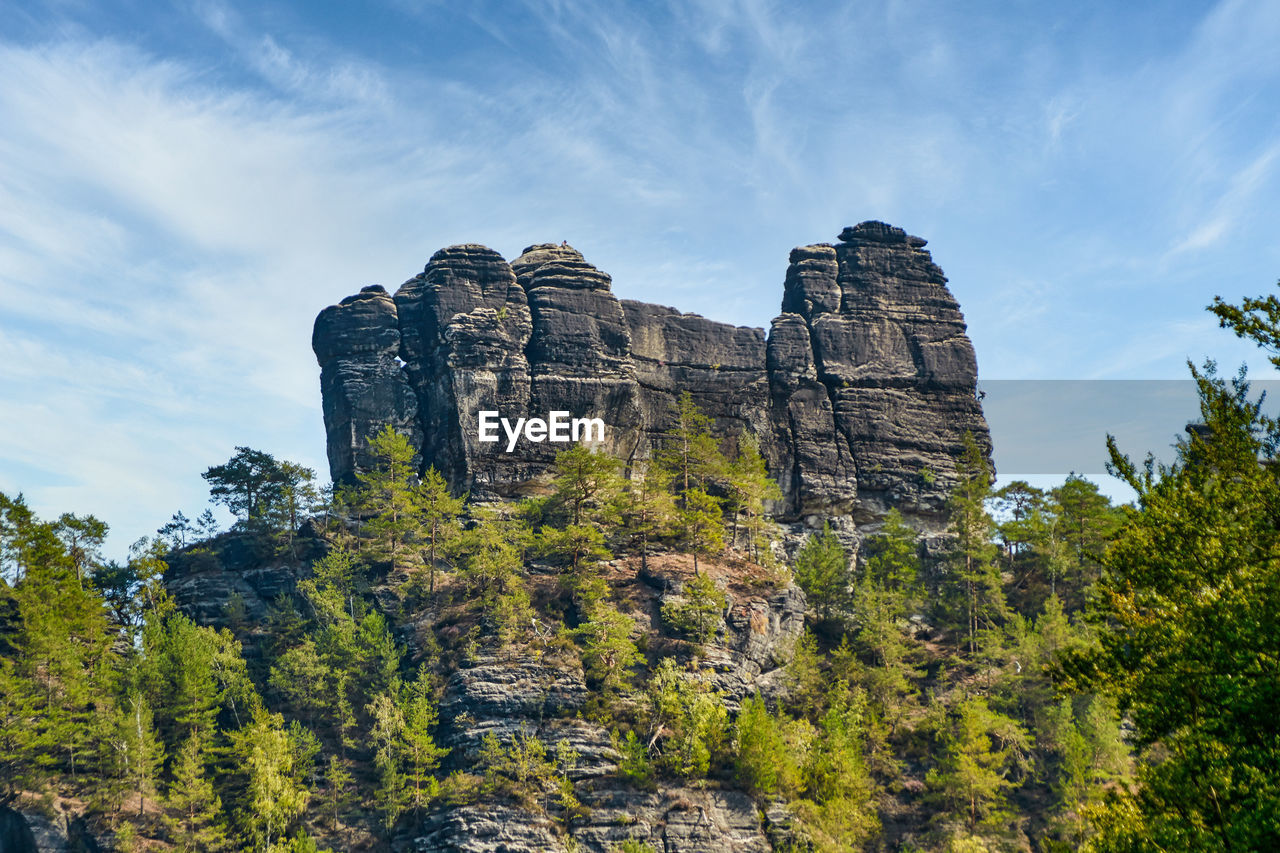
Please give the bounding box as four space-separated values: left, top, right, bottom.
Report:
1 500 117 790
232 708 313 851
201 448 316 548
203 447 288 527
550 443 623 527
946 433 1006 659
158 510 196 550
793 691 881 851
1060 361 1280 851
725 432 783 559
117 693 164 817
616 459 676 569
202 445 309 532
659 570 726 644
478 729 578 813
611 840 659 853
612 729 655 790
165 733 230 852
643 659 728 779
676 487 724 574
52 511 108 582
3 369 1205 852
1048 475 1122 597
269 639 332 727
786 629 827 716
366 690 409 831
352 426 422 568
733 694 809 797
273 462 320 557
794 523 850 622
401 666 448 814
140 611 258 749
454 509 534 643
415 465 464 593
657 391 726 503
926 696 1033 838
572 602 641 692
322 754 354 828
538 523 611 574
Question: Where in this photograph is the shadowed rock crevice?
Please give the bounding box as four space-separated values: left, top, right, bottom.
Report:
313 223 991 523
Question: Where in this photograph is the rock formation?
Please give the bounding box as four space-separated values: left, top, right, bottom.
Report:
409 557 807 853
314 223 990 523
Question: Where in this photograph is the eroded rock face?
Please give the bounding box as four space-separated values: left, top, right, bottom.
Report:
313 224 990 522
622 300 772 463
313 285 421 480
413 562 807 853
791 224 989 518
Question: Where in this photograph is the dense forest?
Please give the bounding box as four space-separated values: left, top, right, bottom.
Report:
2 290 1279 852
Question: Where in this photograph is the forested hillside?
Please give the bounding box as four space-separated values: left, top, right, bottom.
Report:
3 295 1279 851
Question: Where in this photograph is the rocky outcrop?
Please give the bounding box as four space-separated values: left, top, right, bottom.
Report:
0 806 38 853
622 300 773 462
781 224 988 519
164 528 322 642
314 285 421 480
408 556 806 853
314 224 990 522
0 808 101 853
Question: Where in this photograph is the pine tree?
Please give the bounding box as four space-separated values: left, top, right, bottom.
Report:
269 638 333 728
7 506 116 785
159 511 195 549
202 447 287 527
551 443 622 527
538 523 611 574
644 659 727 780
795 691 880 849
234 709 312 851
366 691 409 833
660 570 726 644
140 612 224 748
166 733 229 852
617 459 676 571
572 602 642 692
657 392 725 506
414 466 463 593
0 656 35 800
52 512 108 586
724 432 782 558
122 693 164 818
926 696 1032 836
677 487 723 574
733 694 808 797
793 523 849 622
323 754 355 828
353 425 422 568
948 432 1004 658
272 462 318 556
1059 358 1280 851
400 667 448 815
1046 474 1121 601
786 630 827 717
196 509 220 539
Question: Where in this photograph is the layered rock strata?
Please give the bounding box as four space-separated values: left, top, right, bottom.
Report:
314 223 989 520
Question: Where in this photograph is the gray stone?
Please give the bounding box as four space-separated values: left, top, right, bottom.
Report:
313 222 992 525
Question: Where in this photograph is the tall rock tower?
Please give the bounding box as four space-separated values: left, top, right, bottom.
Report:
312 222 990 527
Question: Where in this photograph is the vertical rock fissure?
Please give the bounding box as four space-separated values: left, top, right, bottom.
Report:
314 222 990 523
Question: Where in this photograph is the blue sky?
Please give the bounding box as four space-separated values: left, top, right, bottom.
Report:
3 0 1280 555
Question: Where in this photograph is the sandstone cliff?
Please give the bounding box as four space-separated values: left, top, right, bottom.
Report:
313 223 990 523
